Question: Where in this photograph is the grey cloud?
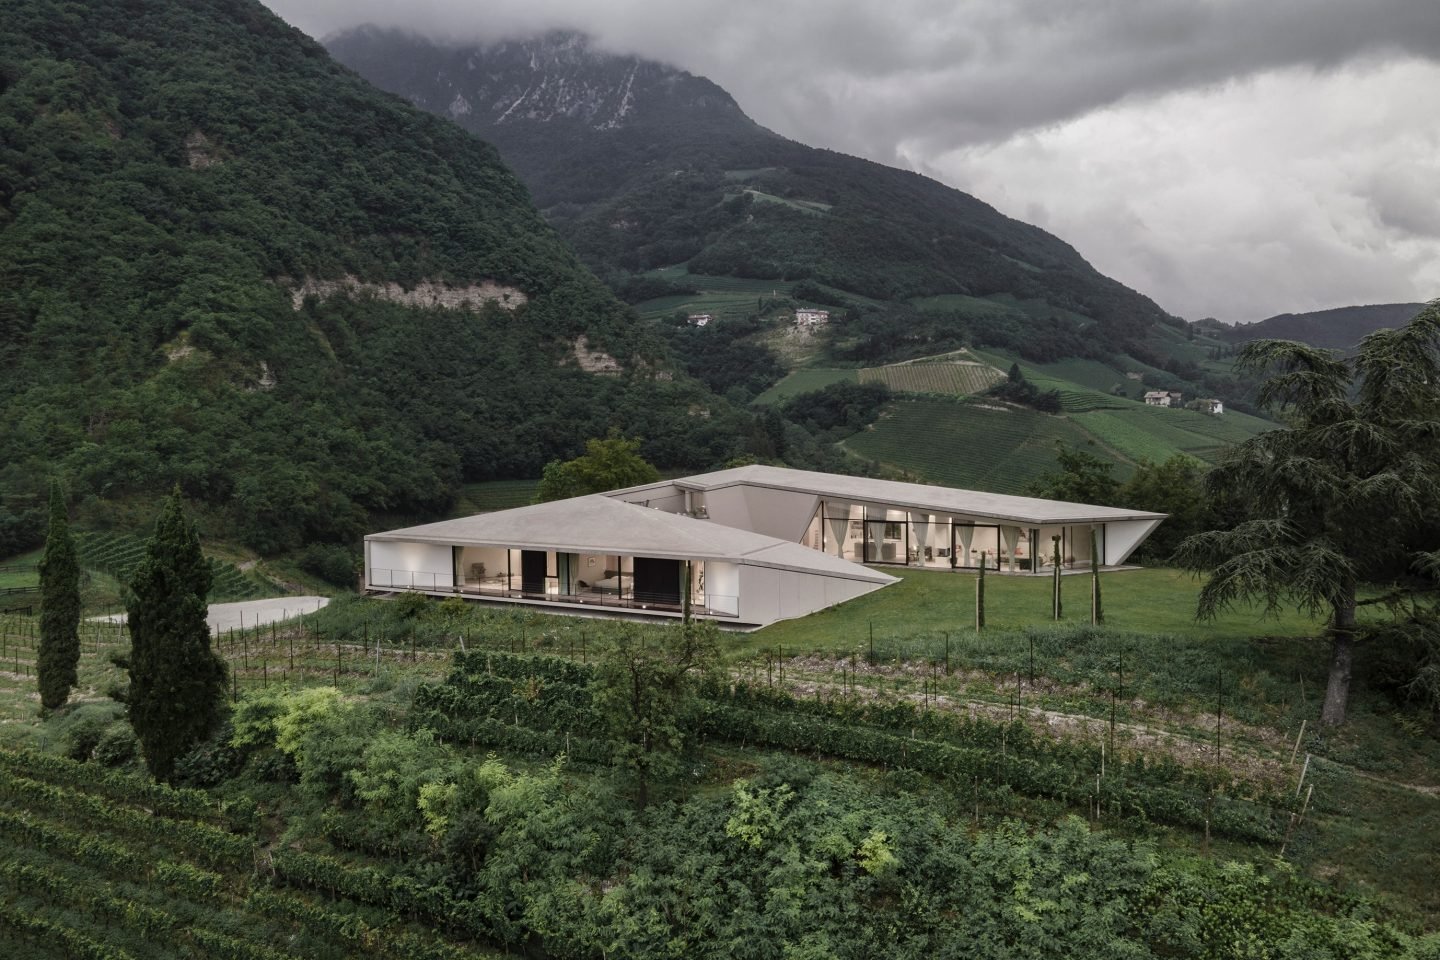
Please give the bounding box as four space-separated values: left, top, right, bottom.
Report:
264 0 1440 320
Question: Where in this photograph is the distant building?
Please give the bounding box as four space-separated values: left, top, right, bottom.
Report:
1197 398 1224 415
795 308 829 326
687 313 712 327
1143 390 1184 408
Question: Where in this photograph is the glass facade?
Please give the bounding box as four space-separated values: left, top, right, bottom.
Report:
804 500 1104 572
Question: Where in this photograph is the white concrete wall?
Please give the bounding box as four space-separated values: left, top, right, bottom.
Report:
368 540 453 591
706 561 740 617
737 564 888 626
1104 518 1164 565
706 487 819 542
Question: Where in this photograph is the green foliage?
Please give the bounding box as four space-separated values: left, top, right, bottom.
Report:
296 544 356 589
1028 446 1122 506
780 381 891 443
38 482 80 710
1176 303 1440 725
592 623 719 807
534 436 661 503
1117 455 1211 563
126 490 228 780
0 0 755 557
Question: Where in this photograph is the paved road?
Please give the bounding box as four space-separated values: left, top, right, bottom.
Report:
91 596 329 635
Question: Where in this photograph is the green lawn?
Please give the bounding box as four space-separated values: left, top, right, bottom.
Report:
742 566 1355 731
0 568 38 590
753 367 858 404
751 566 1327 650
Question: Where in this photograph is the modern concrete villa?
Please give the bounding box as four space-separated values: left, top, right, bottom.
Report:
365 465 1166 628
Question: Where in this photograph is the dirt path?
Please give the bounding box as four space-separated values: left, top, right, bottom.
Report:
89 596 329 635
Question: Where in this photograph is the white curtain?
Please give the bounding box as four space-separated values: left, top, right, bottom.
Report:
1001 527 1020 572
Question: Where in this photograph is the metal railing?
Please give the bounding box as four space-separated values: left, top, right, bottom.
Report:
366 568 738 618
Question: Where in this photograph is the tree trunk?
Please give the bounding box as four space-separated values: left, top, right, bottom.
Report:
1321 593 1357 726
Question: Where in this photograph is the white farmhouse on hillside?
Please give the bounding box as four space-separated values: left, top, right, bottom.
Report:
795 308 829 326
687 313 712 327
1197 398 1224 415
1143 390 1183 407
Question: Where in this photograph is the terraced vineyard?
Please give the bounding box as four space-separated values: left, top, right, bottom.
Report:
75 533 269 603
841 399 1103 493
0 748 500 960
1072 405 1274 465
859 360 1004 396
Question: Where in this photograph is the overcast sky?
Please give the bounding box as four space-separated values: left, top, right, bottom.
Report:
265 0 1440 323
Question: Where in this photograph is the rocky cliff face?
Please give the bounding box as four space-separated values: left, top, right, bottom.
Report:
329 28 749 133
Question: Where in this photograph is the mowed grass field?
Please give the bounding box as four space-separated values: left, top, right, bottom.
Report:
634 268 801 322
754 367 859 404
751 566 1330 653
841 398 1109 492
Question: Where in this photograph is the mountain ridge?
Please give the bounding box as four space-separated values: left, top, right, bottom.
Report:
326 28 1175 349
1217 302 1429 350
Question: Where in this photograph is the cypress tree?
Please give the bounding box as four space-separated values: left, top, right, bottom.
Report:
126 489 227 781
1051 536 1063 621
37 482 81 711
1091 536 1104 625
975 553 986 630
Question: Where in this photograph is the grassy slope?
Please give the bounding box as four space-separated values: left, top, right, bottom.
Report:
840 399 1107 491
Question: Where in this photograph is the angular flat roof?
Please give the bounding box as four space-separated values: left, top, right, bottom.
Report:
619 464 1165 525
367 495 895 584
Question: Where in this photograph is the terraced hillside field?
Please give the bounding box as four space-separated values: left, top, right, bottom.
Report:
75 533 270 604
859 360 1004 396
635 269 801 322
841 399 1105 493
0 747 502 960
1072 405 1274 464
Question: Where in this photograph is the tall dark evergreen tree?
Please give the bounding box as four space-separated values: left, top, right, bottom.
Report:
37 482 80 711
126 489 227 780
1176 303 1440 725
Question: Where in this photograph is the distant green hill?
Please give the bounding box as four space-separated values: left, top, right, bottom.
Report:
1218 303 1429 350
326 28 1175 351
0 0 756 557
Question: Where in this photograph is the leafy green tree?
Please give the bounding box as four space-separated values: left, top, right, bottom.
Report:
1175 304 1440 725
37 482 80 711
126 489 228 779
592 623 718 808
534 437 661 502
1028 447 1120 505
1117 455 1210 562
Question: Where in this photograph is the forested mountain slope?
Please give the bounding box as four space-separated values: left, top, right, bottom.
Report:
1217 302 1429 350
326 29 1175 349
0 0 752 556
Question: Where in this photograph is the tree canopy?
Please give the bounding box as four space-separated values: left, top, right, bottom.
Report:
126 489 229 779
37 482 80 711
0 0 758 559
534 437 661 502
1175 302 1440 725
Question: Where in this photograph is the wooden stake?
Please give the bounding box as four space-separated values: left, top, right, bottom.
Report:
1289 719 1307 765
